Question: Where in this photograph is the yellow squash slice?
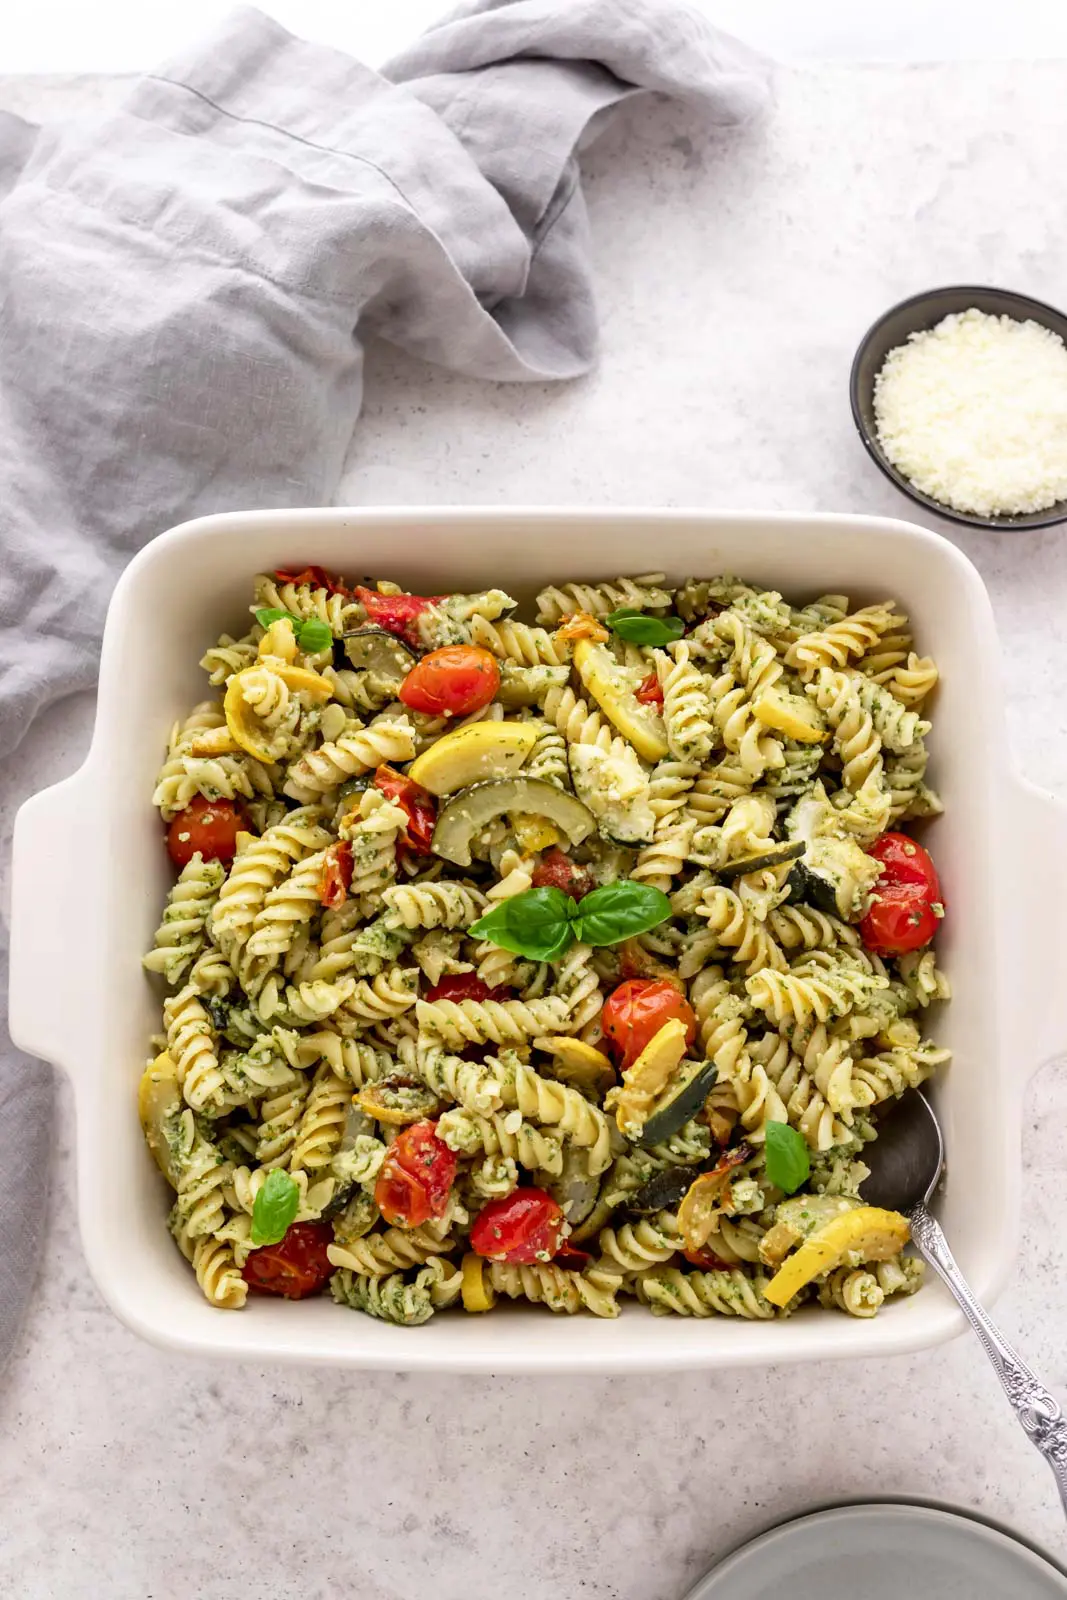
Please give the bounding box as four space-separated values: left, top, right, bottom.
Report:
511 812 563 855
408 721 538 796
537 1037 616 1097
608 1017 688 1137
138 1051 183 1189
763 1205 911 1308
461 1252 496 1313
752 685 827 744
224 661 333 761
573 639 668 763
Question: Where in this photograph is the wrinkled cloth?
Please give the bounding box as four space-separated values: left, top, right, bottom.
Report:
0 0 769 1361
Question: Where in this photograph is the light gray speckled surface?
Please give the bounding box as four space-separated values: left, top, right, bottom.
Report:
2 61 1067 1600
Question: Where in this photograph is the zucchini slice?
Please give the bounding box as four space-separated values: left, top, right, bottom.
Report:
628 1162 715 1216
433 778 595 867
717 840 806 880
637 1057 719 1148
341 628 418 682
785 788 882 920
408 721 539 797
495 663 571 708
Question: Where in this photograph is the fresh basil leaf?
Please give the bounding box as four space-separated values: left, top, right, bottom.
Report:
255 606 298 630
296 618 333 654
250 1168 301 1247
605 608 685 647
468 887 575 961
570 881 671 947
764 1121 810 1195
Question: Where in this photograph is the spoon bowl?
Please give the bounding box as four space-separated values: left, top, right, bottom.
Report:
860 1090 943 1212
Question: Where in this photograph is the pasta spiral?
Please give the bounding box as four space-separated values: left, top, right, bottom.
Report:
415 995 572 1048
283 716 417 802
253 573 362 635
655 642 714 761
211 821 332 957
290 1067 350 1172
163 986 230 1114
179 1233 247 1310
486 1262 622 1318
817 1267 884 1317
534 574 670 625
691 886 786 976
381 881 487 932
143 854 226 986
469 613 572 666
784 602 904 679
807 668 884 792
436 1108 565 1176
331 1264 441 1325
327 1223 452 1277
598 1211 681 1272
637 1268 781 1319
509 1064 613 1173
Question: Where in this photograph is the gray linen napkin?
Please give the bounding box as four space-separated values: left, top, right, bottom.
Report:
0 0 768 1360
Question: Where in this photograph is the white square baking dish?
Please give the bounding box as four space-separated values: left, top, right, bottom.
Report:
11 507 1067 1372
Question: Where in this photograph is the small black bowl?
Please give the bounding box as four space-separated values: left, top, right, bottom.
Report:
850 284 1067 531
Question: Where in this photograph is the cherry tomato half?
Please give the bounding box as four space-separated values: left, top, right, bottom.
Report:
319 841 353 909
353 587 445 649
373 765 437 855
375 1121 457 1228
860 882 941 956
241 1221 334 1299
601 979 698 1071
274 565 347 595
635 670 665 707
530 847 592 902
399 646 501 718
166 796 246 867
553 1241 593 1270
424 974 511 1004
470 1188 565 1264
867 831 941 898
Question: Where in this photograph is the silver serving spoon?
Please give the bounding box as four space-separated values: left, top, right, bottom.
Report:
863 1091 1067 1517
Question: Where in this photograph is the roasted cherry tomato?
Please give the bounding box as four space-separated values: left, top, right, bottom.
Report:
867 831 941 898
470 1188 565 1264
424 974 511 1004
683 1245 732 1270
241 1221 334 1299
601 978 698 1071
635 670 665 707
860 882 940 955
530 847 593 901
166 796 246 866
353 586 445 649
274 565 347 595
319 841 353 909
399 645 501 718
373 765 437 854
553 1241 593 1270
374 1120 457 1228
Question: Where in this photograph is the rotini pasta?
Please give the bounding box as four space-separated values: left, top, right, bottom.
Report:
142 566 947 1326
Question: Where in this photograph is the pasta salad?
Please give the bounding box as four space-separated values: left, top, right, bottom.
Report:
140 567 949 1325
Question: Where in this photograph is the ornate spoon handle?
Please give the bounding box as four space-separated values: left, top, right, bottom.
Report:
909 1202 1067 1518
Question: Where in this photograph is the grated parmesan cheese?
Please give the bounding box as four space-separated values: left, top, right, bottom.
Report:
873 307 1067 516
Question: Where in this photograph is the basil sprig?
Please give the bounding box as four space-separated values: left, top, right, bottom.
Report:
250 1168 300 1247
469 882 670 961
255 607 333 655
605 607 685 647
764 1121 810 1195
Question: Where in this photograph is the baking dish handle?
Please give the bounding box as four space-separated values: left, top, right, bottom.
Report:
1007 776 1067 1077
9 769 96 1072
